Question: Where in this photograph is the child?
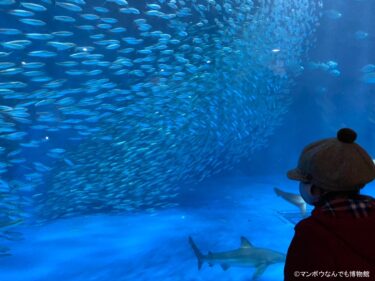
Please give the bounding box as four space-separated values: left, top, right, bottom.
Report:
284 128 375 280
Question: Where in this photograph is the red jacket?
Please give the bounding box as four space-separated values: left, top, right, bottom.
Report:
284 195 375 280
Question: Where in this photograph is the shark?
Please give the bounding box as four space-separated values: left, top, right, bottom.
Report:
188 236 286 280
274 187 307 216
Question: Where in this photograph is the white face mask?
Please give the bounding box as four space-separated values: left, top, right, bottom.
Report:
299 182 321 205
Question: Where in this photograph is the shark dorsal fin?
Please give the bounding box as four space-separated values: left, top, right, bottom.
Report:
240 236 253 248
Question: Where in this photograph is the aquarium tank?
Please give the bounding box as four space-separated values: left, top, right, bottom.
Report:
0 0 374 280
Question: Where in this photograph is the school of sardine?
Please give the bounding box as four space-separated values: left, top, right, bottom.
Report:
0 0 321 249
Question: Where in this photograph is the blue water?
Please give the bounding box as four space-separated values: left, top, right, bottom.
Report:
1 175 374 281
0 175 305 281
2 0 375 280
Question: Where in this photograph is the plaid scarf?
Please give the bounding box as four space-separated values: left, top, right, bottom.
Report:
320 195 375 218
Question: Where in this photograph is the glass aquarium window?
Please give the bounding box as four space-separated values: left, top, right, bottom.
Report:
0 0 374 280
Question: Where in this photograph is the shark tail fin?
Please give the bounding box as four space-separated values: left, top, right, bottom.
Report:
188 236 204 270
